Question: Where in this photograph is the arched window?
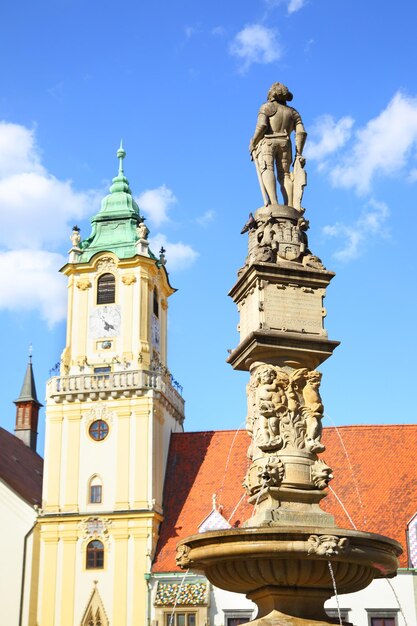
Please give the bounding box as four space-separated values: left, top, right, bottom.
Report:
97 273 115 304
153 287 159 318
89 476 102 504
86 540 104 569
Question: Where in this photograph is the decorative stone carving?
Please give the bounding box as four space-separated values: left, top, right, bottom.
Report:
311 459 333 489
307 534 349 557
70 225 81 247
244 206 311 265
84 404 115 430
96 256 117 271
79 517 112 547
302 253 325 270
121 274 136 285
246 363 325 457
136 220 149 241
303 370 325 453
249 82 307 208
77 279 91 291
176 543 192 568
159 246 167 266
243 455 285 496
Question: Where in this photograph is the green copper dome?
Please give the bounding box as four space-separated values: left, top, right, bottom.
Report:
78 143 152 262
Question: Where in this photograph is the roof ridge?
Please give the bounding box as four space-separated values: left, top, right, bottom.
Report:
176 424 417 436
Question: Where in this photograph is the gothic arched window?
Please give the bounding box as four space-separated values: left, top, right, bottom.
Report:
89 476 103 504
86 540 104 569
97 274 115 304
153 287 159 317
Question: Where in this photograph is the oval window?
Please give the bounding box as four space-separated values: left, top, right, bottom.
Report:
89 420 109 441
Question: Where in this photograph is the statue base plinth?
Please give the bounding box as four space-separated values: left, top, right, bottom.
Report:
256 203 301 221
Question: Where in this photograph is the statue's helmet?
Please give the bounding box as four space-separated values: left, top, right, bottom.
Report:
267 82 293 102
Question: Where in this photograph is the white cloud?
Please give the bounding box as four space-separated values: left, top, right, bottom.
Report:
305 114 354 162
288 0 306 13
323 198 389 261
196 210 215 226
0 172 96 249
0 121 197 324
149 233 199 271
0 122 97 250
229 25 281 73
330 92 417 194
0 122 43 178
137 185 177 227
0 249 67 325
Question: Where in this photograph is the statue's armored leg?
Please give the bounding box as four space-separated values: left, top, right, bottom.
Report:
278 146 293 207
277 170 292 206
257 141 278 206
284 173 293 207
261 169 278 206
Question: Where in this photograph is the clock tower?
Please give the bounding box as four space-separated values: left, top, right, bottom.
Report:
37 145 184 626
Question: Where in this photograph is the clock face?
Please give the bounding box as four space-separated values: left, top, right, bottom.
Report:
89 305 121 338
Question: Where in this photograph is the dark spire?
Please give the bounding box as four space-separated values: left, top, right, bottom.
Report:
14 354 42 406
14 352 43 452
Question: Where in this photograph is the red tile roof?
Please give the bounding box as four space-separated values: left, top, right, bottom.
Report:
0 427 43 506
153 425 417 571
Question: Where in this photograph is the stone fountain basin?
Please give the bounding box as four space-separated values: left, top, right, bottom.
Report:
176 526 402 597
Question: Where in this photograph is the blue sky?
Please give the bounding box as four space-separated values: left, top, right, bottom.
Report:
1 0 417 454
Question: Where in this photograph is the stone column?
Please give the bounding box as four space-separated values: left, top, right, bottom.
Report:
229 203 339 528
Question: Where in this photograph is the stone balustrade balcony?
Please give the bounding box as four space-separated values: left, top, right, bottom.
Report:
46 369 184 418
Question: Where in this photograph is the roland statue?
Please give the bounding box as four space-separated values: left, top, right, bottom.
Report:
249 82 307 210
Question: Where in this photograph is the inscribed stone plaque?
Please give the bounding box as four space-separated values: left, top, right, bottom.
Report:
264 285 325 336
239 290 260 339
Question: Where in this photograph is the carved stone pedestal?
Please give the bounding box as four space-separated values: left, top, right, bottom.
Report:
246 485 334 528
228 259 339 372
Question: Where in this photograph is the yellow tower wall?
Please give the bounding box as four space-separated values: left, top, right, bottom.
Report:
37 251 184 625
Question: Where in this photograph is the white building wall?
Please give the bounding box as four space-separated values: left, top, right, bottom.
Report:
0 479 37 626
209 586 255 626
325 570 417 626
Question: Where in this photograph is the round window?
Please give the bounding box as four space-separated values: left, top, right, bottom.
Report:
89 420 109 441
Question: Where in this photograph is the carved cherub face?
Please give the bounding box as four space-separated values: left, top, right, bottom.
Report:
275 372 289 389
258 367 276 385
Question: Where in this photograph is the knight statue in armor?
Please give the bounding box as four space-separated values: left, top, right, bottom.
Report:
249 82 307 209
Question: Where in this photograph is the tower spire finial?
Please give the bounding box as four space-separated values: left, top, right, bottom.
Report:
117 140 126 176
28 343 33 363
